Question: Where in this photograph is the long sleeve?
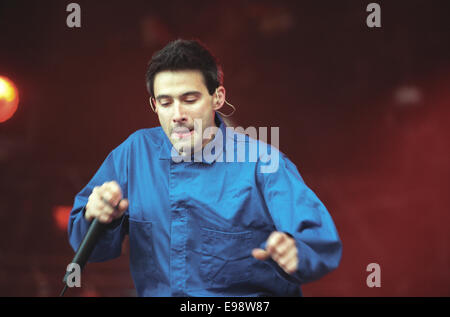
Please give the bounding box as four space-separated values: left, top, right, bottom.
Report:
68 142 130 263
257 150 342 285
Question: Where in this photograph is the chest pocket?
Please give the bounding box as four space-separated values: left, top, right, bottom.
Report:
200 227 253 287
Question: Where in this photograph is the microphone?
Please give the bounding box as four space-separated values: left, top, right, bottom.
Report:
60 217 107 296
60 198 123 296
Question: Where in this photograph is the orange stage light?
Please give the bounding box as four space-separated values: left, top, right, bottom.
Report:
53 205 72 230
0 76 19 123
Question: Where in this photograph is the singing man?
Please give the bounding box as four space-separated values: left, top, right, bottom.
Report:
68 39 342 296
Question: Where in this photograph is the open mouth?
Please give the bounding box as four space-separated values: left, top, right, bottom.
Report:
172 127 194 139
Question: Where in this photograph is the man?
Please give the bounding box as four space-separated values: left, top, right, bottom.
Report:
68 39 342 296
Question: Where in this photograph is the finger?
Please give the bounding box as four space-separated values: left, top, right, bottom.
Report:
277 234 297 256
92 186 100 193
284 256 299 274
252 248 270 261
101 184 121 207
286 257 298 274
100 200 115 217
99 213 113 224
85 203 104 222
274 239 293 257
107 180 121 193
107 180 122 195
90 194 104 209
85 190 102 220
86 186 112 221
277 247 298 273
102 195 122 212
109 181 123 200
84 209 94 221
266 232 285 254
278 247 296 268
108 199 128 218
117 199 129 212
284 247 298 263
101 190 112 206
90 195 113 214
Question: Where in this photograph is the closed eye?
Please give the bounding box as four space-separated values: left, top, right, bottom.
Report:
182 92 201 104
158 98 172 107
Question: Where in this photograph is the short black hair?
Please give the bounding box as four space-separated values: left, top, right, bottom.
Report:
145 39 223 98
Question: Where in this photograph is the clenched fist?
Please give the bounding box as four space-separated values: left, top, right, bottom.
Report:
252 231 299 275
85 181 129 223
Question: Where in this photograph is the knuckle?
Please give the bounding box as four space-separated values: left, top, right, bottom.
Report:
286 267 295 274
268 231 278 241
101 207 111 216
85 209 95 219
109 181 118 190
289 261 298 272
278 257 288 267
102 194 110 203
92 189 101 198
111 181 120 191
96 200 105 209
279 243 289 253
288 250 297 261
102 203 113 213
276 232 286 243
272 254 280 263
275 245 285 256
107 206 115 215
273 231 282 239
268 234 280 247
118 199 126 209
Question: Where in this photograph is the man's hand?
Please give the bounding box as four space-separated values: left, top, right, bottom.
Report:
85 181 129 223
252 231 299 275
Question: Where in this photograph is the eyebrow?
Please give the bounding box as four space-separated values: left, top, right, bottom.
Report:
155 91 202 101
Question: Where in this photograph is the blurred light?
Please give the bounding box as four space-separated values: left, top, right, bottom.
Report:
394 85 423 106
53 205 72 230
81 288 100 297
0 76 19 123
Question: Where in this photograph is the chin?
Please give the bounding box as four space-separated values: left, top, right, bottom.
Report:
172 139 196 155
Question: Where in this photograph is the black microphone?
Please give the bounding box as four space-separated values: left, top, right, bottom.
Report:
60 217 107 296
60 197 124 296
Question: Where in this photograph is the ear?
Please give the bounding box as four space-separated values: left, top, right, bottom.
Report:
213 86 226 111
149 97 157 113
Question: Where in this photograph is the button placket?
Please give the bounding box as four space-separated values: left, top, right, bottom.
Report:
168 160 188 296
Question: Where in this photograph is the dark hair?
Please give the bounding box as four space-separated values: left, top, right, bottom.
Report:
145 39 223 98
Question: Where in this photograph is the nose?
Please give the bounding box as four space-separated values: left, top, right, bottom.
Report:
172 102 187 124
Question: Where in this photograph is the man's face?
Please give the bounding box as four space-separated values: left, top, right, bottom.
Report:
152 70 221 155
